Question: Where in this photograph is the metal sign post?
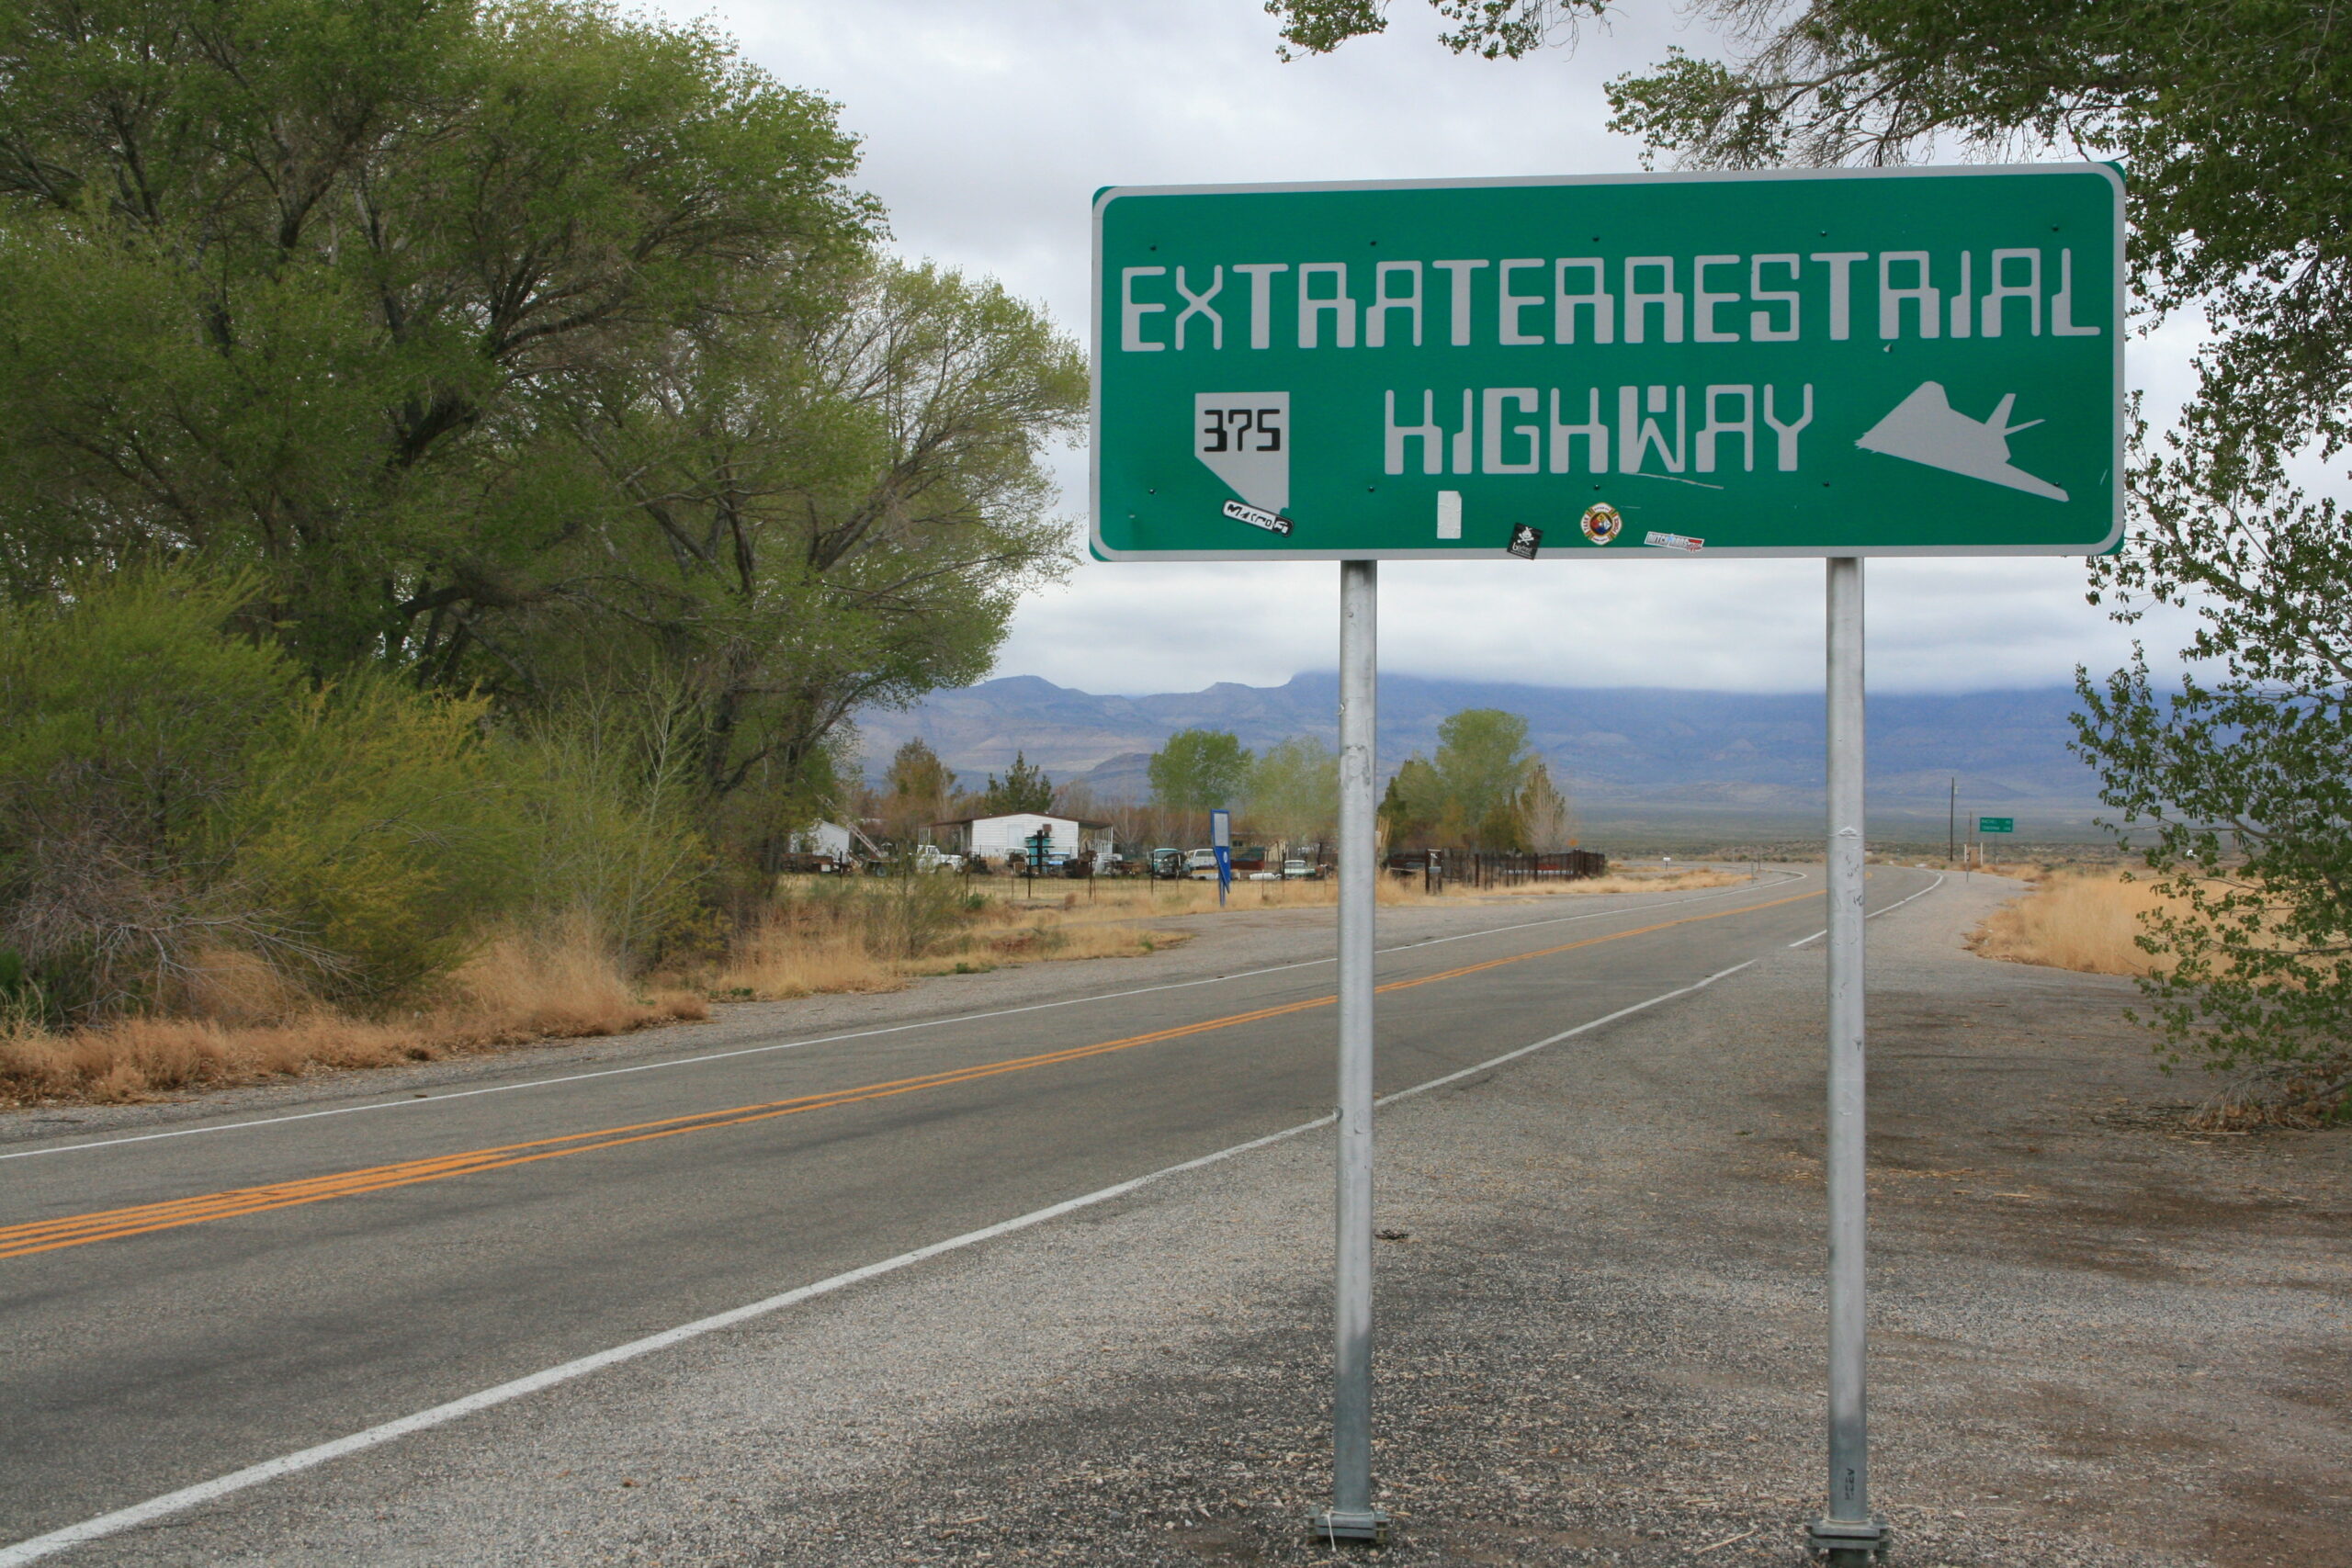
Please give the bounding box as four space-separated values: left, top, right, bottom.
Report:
1810 557 1886 1562
1310 558 1386 1544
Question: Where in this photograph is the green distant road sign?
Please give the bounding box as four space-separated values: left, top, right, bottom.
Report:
1978 817 2015 833
1091 165 2122 561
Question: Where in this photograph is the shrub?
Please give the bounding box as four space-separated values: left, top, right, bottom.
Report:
0 569 526 1014
501 679 711 970
0 569 302 1015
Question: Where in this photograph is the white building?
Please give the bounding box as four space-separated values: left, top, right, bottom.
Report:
929 813 1114 866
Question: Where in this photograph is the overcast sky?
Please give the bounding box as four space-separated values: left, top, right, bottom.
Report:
656 0 2206 696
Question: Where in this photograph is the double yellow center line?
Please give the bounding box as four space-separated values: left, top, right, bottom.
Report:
3 889 1817 1261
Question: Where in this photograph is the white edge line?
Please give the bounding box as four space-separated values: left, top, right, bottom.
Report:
1787 871 1947 948
0 953 1764 1565
6 872 1807 1163
1378 959 1758 1108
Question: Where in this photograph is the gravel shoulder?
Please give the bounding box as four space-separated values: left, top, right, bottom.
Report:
73 872 2350 1567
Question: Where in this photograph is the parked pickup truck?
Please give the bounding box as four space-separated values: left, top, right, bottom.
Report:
1188 845 1276 880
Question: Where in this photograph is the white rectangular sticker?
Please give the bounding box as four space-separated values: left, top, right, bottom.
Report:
1222 499 1293 536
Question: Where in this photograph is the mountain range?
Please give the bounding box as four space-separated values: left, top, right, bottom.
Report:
854 672 2114 844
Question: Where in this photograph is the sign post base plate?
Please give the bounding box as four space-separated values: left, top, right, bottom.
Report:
1307 1507 1391 1545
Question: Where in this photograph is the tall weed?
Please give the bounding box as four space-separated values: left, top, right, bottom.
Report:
503 677 710 969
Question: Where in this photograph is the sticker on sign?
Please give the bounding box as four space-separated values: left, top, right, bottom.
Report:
1223 499 1293 536
1092 165 2122 561
1644 531 1704 554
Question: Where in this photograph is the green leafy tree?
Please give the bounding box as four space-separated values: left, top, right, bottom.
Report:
0 1 1084 884
0 0 876 671
879 738 956 843
981 751 1054 816
1266 0 2352 1111
543 259 1081 845
1433 708 1536 849
2072 436 2352 1113
1248 736 1340 849
1377 710 1542 850
1378 757 1445 852
1148 728 1254 815
886 739 956 811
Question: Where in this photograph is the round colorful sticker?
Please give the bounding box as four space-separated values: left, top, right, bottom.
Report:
1580 502 1623 546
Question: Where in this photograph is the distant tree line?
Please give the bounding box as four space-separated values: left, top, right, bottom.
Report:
1113 708 1572 855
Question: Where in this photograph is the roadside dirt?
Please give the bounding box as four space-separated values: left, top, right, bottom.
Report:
729 875 2348 1567
772 879 2346 1568
100 873 2349 1567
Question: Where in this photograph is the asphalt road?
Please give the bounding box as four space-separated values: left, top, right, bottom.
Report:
0 865 1931 1554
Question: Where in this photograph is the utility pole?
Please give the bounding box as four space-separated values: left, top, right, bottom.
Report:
1948 777 1957 865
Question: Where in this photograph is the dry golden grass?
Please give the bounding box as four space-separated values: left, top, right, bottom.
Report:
456 925 709 1041
1479 867 1747 897
0 919 708 1108
0 863 1746 1108
706 880 1188 1001
710 923 911 999
1036 876 1356 919
1966 870 2177 976
1030 863 1741 919
1023 919 1184 961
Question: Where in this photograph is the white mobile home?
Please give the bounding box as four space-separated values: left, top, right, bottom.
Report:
929 813 1114 866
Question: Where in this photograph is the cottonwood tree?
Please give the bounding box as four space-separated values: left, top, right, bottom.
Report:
537 258 1080 856
0 0 876 670
1248 736 1340 852
0 1 1082 870
1148 729 1254 818
1379 709 1545 851
1379 757 1445 852
876 739 957 846
1433 708 1538 850
1273 0 2352 1113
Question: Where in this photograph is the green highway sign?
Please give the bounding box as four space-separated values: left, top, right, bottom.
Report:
1091 166 2122 561
1978 817 2016 833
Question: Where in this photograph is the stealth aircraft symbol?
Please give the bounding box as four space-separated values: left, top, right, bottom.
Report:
1855 382 2068 502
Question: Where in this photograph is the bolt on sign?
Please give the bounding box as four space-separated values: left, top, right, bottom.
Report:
1091 166 2123 561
